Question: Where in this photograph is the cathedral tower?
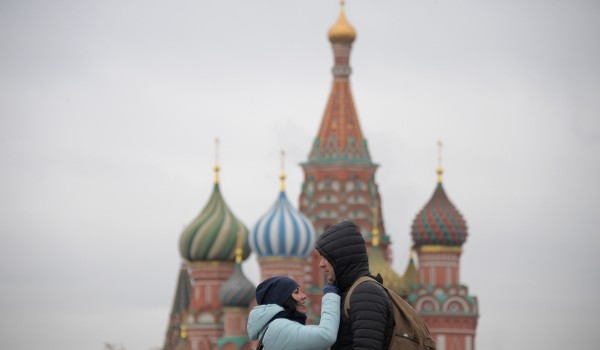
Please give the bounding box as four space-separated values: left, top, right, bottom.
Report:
408 142 479 350
250 151 316 289
163 4 480 348
164 141 252 350
299 2 391 306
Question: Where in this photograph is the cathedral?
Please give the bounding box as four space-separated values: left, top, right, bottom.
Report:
163 3 479 350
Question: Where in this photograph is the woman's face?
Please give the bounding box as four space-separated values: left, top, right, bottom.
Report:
291 287 307 313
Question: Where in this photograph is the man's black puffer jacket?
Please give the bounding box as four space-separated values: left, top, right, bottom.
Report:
316 220 393 350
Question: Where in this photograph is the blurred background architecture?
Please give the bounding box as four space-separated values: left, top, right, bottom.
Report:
163 3 478 350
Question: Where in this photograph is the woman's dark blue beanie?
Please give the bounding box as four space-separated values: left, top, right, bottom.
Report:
255 276 299 306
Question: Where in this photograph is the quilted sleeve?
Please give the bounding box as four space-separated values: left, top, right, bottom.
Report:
349 281 392 350
296 292 341 348
267 293 341 349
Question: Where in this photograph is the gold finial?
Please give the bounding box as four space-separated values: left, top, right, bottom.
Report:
371 205 380 247
279 150 286 191
214 138 220 183
234 213 244 264
180 313 188 339
180 324 187 339
234 247 243 264
437 139 443 183
329 0 356 44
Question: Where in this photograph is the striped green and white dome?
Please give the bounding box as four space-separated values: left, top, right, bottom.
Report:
179 182 251 262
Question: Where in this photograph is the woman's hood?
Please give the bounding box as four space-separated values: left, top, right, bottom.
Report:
247 304 284 339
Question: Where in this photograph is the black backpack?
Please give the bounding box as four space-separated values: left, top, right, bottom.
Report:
344 276 436 350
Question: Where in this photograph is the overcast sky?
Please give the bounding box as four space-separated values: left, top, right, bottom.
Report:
1 1 599 349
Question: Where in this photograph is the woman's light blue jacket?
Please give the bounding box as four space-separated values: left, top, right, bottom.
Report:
247 293 340 350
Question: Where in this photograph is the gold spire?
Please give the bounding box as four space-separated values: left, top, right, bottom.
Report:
328 0 356 44
214 138 220 184
371 205 380 247
403 249 418 288
437 139 443 183
368 204 408 296
279 149 286 191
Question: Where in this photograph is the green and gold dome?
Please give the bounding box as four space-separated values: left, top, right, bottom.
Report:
179 160 251 262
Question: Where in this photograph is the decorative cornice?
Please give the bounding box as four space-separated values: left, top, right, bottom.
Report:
188 261 235 268
418 245 463 254
220 307 248 312
257 256 307 263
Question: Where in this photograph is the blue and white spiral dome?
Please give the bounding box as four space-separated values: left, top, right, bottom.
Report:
250 191 316 258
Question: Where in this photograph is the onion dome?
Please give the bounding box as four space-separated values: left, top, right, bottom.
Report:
218 248 256 307
328 1 356 45
179 151 251 262
369 245 407 297
250 191 316 257
411 148 468 247
250 152 316 257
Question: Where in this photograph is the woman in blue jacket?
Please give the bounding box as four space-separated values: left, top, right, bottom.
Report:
247 276 340 350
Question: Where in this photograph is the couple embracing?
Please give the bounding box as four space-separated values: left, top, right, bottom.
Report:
247 220 394 350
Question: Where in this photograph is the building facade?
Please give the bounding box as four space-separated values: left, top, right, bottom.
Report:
163 3 479 350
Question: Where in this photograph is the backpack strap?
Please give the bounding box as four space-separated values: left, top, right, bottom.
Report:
256 322 272 350
343 275 377 318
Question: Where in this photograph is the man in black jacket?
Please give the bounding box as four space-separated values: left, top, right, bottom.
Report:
315 220 394 350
